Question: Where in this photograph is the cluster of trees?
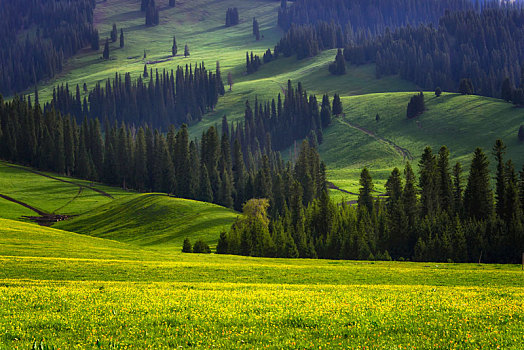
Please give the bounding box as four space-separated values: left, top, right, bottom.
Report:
219 141 524 264
48 62 225 129
329 49 346 75
0 0 97 95
142 0 159 26
236 81 339 153
225 8 239 27
360 8 524 98
406 92 425 119
246 52 262 74
183 238 211 253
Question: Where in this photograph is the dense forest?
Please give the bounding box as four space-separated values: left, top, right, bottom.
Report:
48 62 225 129
0 81 331 214
0 0 97 96
219 141 524 264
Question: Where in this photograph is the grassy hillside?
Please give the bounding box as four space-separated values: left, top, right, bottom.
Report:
321 92 524 201
0 218 161 261
0 161 133 221
54 193 238 249
1 220 523 348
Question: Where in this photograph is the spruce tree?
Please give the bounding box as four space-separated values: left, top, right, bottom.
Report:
103 38 110 60
453 162 463 217
418 146 438 217
111 24 118 43
252 17 260 41
320 94 332 127
493 139 507 218
172 35 177 56
358 168 374 214
402 162 418 227
184 44 190 57
386 168 403 205
437 146 453 214
182 238 192 253
332 94 343 116
119 29 124 48
464 148 493 220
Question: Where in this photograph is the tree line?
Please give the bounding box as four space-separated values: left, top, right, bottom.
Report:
47 62 225 130
0 0 97 95
0 81 330 215
218 141 524 264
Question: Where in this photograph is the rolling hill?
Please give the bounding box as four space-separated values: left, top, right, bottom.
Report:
54 193 238 249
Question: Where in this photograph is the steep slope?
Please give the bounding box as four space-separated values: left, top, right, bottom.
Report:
54 193 238 249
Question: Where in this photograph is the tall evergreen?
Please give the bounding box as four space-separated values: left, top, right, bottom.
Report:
493 139 506 218
103 38 110 60
464 148 493 220
358 168 374 214
119 29 125 48
172 35 178 56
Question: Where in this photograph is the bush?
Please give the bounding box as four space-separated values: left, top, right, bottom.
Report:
435 87 442 97
182 238 192 253
193 240 211 254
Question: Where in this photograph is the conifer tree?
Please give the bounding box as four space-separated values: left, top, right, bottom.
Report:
332 94 343 116
358 168 374 214
184 44 190 57
199 163 213 203
464 148 493 220
493 139 507 218
453 162 463 216
92 30 100 50
501 78 513 102
402 162 418 227
111 24 118 43
120 29 125 48
320 94 332 127
252 17 260 41
172 35 177 56
103 38 110 60
437 146 453 214
182 238 192 253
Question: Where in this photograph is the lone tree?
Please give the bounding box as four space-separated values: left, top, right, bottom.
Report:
519 125 524 142
103 38 110 59
252 17 260 41
111 23 118 42
184 44 190 57
91 30 100 50
406 92 425 119
227 72 233 91
172 35 178 56
435 87 442 97
182 238 192 253
119 29 124 48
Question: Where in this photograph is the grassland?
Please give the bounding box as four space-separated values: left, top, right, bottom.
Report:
0 161 134 221
54 193 239 249
0 219 523 348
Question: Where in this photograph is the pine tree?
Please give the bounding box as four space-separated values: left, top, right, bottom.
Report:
252 17 260 41
120 29 125 48
437 146 453 214
386 168 403 205
199 163 213 202
329 49 346 75
493 139 507 218
402 162 418 227
182 238 192 253
172 36 177 56
320 94 332 127
216 232 229 254
111 24 118 43
184 44 190 57
103 38 110 60
419 146 438 217
358 168 374 214
453 162 463 217
464 148 493 220
143 64 148 78
332 94 343 115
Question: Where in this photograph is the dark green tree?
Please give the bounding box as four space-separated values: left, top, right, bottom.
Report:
119 29 124 48
493 139 506 218
464 148 493 220
103 38 110 60
172 35 177 56
111 24 117 43
332 94 343 115
182 238 192 253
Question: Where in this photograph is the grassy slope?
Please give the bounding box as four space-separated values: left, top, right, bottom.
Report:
54 193 238 249
0 221 523 348
0 161 133 220
322 92 524 201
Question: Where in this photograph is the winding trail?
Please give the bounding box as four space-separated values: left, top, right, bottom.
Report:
337 118 414 161
0 193 48 216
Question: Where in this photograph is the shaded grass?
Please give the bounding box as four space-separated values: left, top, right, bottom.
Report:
54 193 239 249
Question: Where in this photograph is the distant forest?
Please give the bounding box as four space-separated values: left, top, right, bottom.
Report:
0 0 97 96
275 0 524 98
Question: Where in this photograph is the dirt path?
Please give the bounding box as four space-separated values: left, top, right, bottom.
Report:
0 193 48 216
3 163 113 199
337 118 414 161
